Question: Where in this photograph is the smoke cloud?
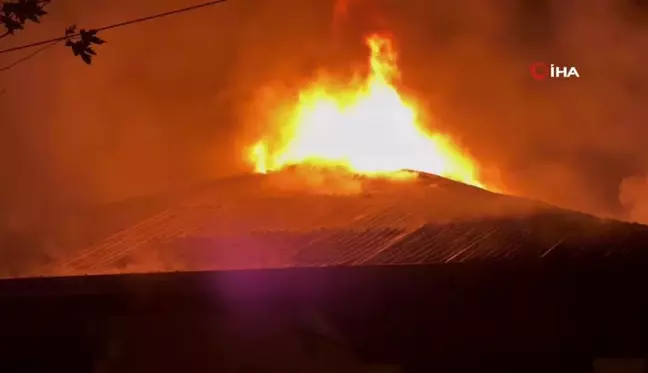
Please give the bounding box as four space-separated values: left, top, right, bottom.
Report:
2 0 648 272
619 174 648 224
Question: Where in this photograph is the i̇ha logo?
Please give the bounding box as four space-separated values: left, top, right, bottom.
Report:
530 62 580 81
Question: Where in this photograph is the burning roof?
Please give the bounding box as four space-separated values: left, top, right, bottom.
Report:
24 33 648 278
42 169 648 277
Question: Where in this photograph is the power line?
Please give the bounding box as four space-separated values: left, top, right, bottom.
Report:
0 0 229 71
0 0 229 56
0 40 59 72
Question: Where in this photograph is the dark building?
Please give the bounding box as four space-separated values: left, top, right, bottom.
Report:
1 171 648 372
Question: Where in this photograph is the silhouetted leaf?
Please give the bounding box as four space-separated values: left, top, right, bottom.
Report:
12 10 27 23
2 3 19 14
0 0 48 35
78 28 106 45
79 29 91 40
1 15 23 33
70 41 84 56
65 24 76 36
63 26 105 64
81 52 92 65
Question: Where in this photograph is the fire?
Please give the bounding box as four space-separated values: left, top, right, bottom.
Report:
249 34 486 189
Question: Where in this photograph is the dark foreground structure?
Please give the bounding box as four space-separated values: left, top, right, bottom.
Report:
1 172 648 372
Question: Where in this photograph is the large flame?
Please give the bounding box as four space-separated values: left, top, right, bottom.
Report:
249 34 486 189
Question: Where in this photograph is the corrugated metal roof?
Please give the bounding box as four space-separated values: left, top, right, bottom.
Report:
44 171 648 276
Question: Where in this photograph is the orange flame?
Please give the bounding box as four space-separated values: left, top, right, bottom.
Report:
248 34 486 189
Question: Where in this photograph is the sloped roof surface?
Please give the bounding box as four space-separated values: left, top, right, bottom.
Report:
43 171 648 276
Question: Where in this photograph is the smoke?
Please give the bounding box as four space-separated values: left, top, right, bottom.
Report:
619 175 648 224
370 0 648 220
0 0 334 226
308 0 648 221
1 0 648 263
264 166 365 196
